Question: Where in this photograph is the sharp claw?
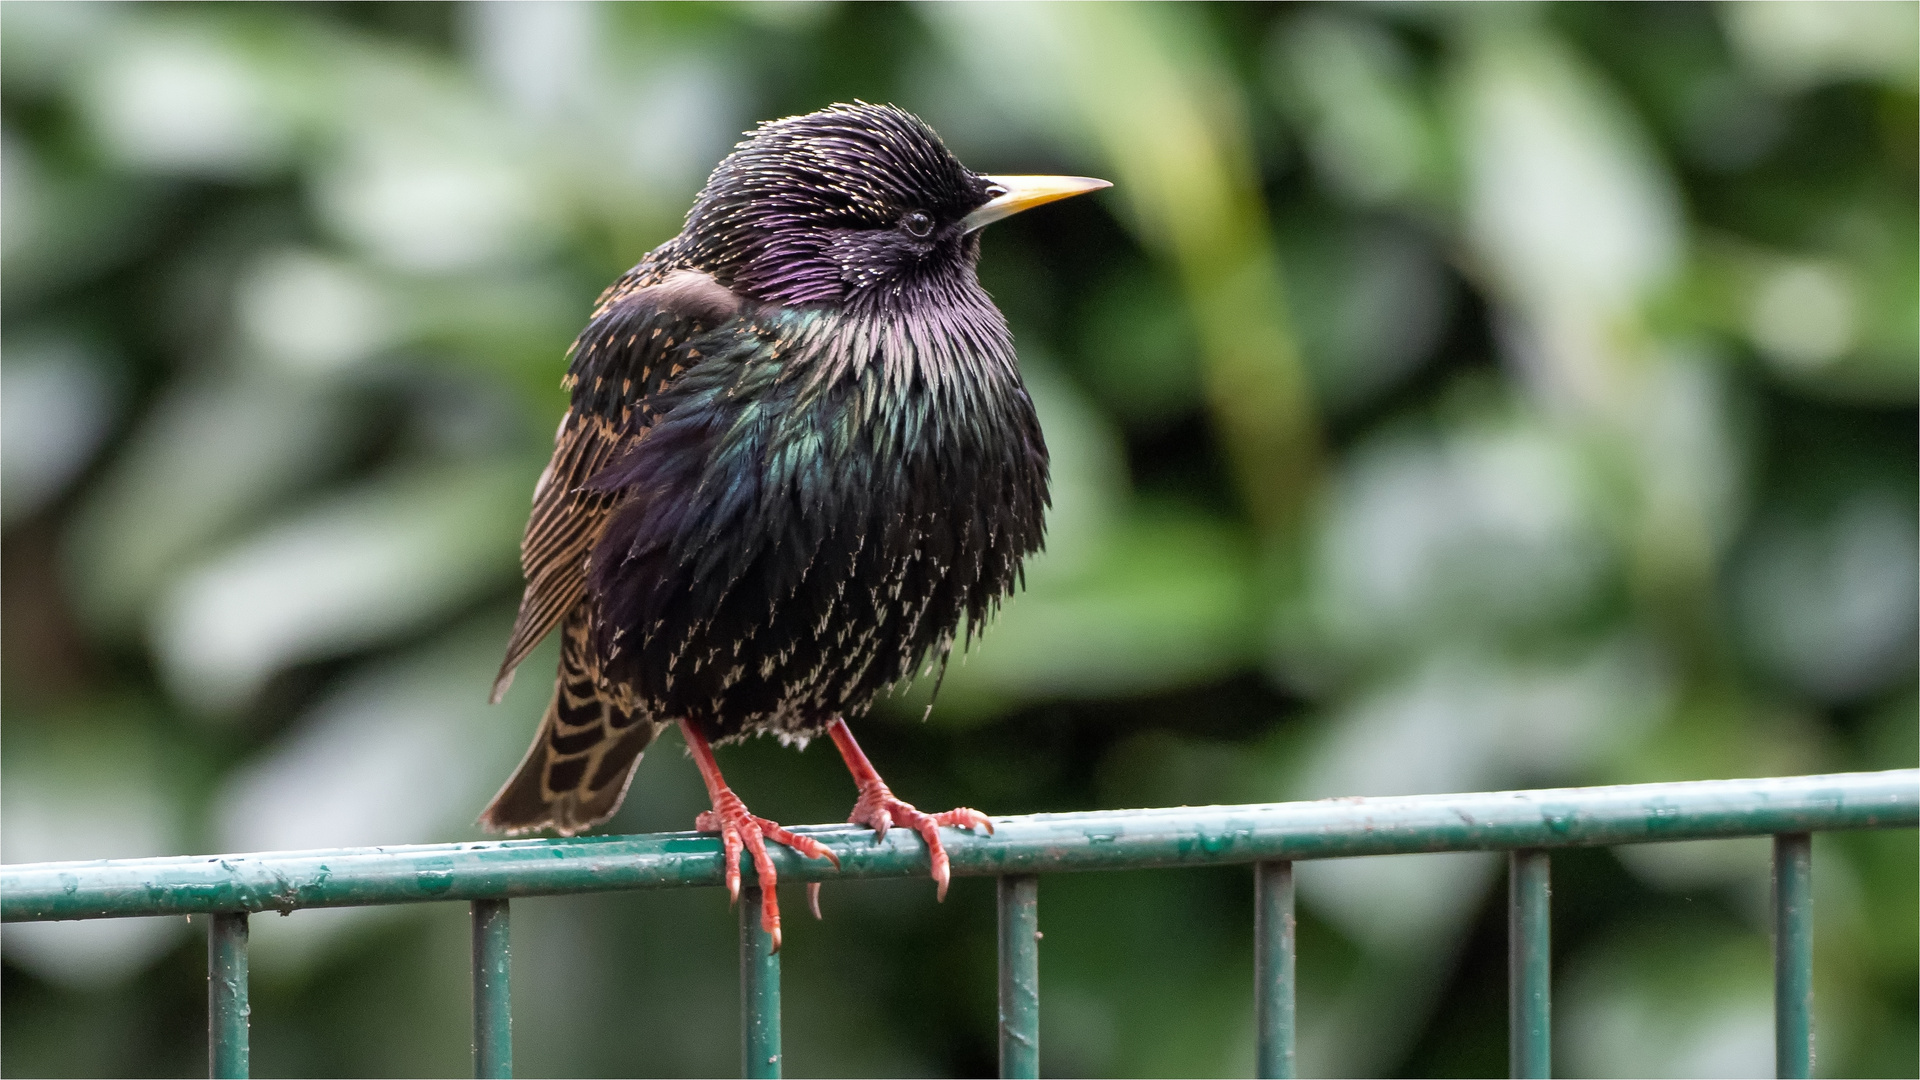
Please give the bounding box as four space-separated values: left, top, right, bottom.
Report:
846 787 988 900
702 791 837 947
921 821 952 901
730 814 789 956
724 831 745 905
759 881 783 953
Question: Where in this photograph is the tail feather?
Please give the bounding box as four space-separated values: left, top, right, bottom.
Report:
481 605 662 836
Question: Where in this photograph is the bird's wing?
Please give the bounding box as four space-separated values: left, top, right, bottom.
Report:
480 602 668 835
491 267 746 702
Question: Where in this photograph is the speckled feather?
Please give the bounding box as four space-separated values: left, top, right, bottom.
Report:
482 104 1050 837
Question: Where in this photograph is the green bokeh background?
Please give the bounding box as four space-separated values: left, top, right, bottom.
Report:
2 2 1914 1076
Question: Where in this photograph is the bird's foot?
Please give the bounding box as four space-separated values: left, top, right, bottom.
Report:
695 787 838 952
847 783 993 901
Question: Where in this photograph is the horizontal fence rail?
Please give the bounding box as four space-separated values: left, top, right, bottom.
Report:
6 771 1912 921
2 769 1914 1080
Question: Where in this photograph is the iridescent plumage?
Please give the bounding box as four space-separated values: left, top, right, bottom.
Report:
482 103 1059 834
479 103 1103 945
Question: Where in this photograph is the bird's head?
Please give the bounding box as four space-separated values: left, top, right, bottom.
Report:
680 102 1107 310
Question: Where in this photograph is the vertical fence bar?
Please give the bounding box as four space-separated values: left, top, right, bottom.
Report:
998 875 1040 1079
1254 861 1297 1080
740 888 782 1079
471 899 512 1079
1773 833 1813 1079
1508 850 1552 1079
207 912 250 1080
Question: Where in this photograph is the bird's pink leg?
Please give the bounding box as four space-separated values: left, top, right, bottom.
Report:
827 717 993 901
681 719 837 953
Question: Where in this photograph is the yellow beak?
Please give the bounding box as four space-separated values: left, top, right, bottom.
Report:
962 174 1112 233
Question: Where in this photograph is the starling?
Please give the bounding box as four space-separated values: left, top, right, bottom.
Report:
481 102 1108 948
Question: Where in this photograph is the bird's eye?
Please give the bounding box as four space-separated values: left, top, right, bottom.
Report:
901 211 934 238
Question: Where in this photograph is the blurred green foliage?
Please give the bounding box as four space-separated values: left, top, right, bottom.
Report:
2 2 1915 1077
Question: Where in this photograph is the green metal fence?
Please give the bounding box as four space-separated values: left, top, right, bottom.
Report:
4 769 1914 1079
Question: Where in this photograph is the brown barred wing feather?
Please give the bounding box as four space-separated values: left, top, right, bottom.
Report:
481 605 668 835
490 268 746 703
489 411 624 702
